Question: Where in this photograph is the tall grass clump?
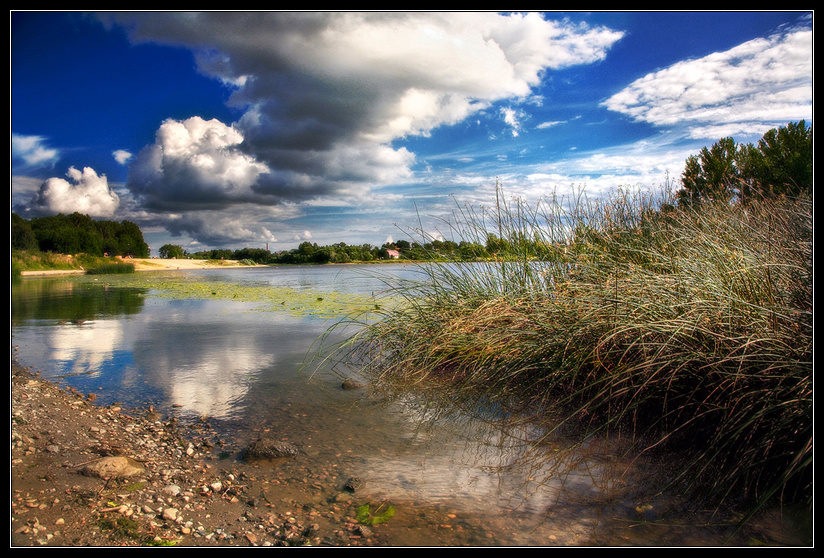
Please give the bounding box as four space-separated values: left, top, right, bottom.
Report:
85 261 136 275
332 185 812 517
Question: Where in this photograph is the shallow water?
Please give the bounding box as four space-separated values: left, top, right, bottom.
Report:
10 265 810 546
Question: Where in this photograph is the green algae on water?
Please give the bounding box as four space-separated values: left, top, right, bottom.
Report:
74 273 393 319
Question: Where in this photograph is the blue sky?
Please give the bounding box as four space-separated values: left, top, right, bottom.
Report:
11 11 813 255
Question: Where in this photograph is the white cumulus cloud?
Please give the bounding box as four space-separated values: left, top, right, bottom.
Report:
108 12 624 205
98 12 626 247
29 166 120 217
128 116 271 211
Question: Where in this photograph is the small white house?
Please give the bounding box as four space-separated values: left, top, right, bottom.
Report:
386 249 400 259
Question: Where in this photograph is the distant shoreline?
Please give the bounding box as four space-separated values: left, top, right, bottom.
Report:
18 258 260 277
17 257 427 277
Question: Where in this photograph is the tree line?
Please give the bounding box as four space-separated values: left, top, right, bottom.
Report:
12 212 150 258
677 120 811 206
11 121 810 265
145 121 815 267
169 239 494 264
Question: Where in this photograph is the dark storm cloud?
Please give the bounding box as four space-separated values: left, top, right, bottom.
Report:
102 12 624 241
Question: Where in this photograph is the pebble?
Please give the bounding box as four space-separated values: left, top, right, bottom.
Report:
162 507 179 522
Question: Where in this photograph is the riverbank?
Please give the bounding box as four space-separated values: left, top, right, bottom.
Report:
10 354 383 547
12 350 812 548
18 258 260 277
13 351 551 547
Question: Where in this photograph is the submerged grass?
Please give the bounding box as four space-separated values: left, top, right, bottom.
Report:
327 186 812 521
86 262 136 275
80 273 390 319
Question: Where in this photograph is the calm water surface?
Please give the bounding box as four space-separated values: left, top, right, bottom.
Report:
11 265 808 546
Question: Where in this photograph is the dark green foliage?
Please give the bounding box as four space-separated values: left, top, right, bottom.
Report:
86 262 135 274
158 243 185 259
14 212 149 257
115 220 150 258
679 137 742 205
271 242 380 264
747 120 812 197
188 234 537 266
30 212 102 255
231 247 272 264
677 121 812 206
11 213 38 251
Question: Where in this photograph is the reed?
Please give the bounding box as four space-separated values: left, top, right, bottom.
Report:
85 262 136 274
330 186 812 516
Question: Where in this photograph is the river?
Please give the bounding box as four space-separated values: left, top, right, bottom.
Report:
10 264 809 546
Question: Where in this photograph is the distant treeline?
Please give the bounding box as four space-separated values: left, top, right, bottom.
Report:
12 212 150 258
185 238 500 265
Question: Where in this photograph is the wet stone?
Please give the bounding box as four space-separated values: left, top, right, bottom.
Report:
244 437 300 460
343 477 363 492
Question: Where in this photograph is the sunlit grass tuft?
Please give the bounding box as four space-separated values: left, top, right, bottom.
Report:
326 186 812 520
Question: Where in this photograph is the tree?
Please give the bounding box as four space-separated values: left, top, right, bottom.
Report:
678 137 741 206
749 120 812 197
114 220 150 257
11 213 38 251
159 244 185 259
677 121 813 206
30 213 104 255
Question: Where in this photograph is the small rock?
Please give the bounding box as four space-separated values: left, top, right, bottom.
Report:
343 477 363 492
244 437 300 460
333 492 352 503
210 481 223 493
81 456 144 479
341 379 365 390
162 507 179 522
162 484 182 497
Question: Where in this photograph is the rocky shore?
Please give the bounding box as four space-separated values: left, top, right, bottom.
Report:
10 357 387 547
10 354 812 547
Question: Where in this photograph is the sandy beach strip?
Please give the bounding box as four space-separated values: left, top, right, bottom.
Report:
19 258 261 277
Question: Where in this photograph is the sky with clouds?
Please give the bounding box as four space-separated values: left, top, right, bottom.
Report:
11 11 813 255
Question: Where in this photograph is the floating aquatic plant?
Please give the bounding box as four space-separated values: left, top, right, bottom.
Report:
71 274 396 319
